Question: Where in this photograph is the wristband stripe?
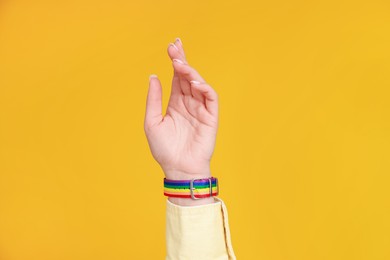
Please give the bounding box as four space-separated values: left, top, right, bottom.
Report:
164 183 217 189
164 179 218 185
163 192 219 199
164 187 218 193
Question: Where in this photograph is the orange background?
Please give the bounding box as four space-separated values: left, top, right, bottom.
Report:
0 0 389 259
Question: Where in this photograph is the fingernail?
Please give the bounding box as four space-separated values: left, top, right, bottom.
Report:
190 80 201 85
175 37 182 45
169 43 179 51
149 74 158 80
173 59 184 64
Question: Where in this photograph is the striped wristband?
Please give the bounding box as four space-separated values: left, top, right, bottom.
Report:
164 177 219 200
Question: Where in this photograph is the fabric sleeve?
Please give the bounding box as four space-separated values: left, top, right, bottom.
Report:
165 197 236 260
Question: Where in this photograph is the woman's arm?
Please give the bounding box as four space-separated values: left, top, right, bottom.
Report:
144 38 236 259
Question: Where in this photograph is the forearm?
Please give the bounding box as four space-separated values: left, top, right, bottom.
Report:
164 172 235 258
166 197 236 260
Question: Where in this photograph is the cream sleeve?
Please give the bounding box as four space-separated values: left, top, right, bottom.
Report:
165 197 236 260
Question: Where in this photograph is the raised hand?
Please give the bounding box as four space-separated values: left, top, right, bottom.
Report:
144 38 219 182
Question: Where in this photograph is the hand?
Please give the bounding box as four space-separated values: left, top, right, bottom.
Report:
144 38 219 181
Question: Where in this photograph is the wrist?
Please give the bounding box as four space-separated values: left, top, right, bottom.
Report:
162 167 211 180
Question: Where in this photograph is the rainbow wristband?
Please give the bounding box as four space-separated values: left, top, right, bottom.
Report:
164 177 219 200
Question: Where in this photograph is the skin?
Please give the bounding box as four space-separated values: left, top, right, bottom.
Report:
144 38 219 206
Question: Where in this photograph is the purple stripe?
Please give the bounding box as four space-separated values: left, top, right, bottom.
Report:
164 177 217 185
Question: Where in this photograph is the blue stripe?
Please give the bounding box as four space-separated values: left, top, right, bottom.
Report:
164 178 217 187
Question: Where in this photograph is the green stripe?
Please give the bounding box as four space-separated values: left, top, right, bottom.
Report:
164 183 217 189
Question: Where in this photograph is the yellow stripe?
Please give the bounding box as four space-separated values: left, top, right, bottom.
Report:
164 187 218 194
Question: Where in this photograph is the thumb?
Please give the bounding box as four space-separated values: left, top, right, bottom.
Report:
145 75 163 129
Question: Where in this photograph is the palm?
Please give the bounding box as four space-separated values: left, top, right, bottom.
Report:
144 39 219 179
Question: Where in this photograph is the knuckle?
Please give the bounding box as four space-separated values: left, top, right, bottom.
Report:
182 67 192 76
205 84 218 97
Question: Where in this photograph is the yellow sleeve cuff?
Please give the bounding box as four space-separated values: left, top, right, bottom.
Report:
166 197 236 260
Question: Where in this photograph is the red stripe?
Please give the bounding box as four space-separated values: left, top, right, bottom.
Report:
164 192 218 198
